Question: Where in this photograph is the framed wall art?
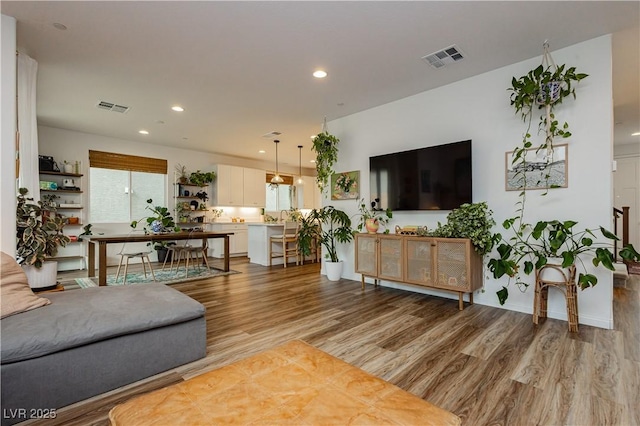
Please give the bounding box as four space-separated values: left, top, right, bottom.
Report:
505 143 568 191
331 171 359 200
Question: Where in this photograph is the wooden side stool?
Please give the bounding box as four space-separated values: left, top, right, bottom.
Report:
533 263 578 332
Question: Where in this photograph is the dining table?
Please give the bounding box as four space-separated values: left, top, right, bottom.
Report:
86 231 234 286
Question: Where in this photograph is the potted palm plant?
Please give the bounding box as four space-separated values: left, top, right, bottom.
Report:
298 206 353 281
488 218 640 305
16 188 70 289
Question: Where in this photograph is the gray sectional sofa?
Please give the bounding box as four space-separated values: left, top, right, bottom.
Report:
1 284 206 425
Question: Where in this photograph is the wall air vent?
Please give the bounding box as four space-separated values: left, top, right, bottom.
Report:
421 45 465 69
262 131 282 139
96 100 131 114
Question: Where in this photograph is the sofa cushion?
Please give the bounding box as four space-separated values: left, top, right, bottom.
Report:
0 252 51 319
0 284 205 364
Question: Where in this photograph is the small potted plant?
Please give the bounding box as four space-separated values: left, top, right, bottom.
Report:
211 208 224 222
353 198 392 234
488 218 640 305
298 206 353 281
311 132 339 191
175 164 189 184
195 190 209 204
131 199 181 234
16 188 70 289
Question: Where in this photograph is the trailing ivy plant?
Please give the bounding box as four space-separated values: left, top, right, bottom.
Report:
508 57 588 200
311 132 339 192
428 202 499 256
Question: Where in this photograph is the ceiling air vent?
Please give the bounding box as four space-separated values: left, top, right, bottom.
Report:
422 45 465 69
96 100 131 114
262 131 282 139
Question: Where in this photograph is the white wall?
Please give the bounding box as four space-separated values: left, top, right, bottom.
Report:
1 15 17 255
328 36 615 329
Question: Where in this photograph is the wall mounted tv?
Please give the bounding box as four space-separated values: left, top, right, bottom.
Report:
370 140 472 211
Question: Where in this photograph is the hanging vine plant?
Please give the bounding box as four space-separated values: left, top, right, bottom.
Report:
312 130 340 192
508 42 588 195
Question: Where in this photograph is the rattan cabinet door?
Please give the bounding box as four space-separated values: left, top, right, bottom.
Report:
404 238 435 286
434 239 470 292
355 234 378 277
378 235 403 281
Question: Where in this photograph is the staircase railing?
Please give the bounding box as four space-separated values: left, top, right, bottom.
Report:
613 206 630 261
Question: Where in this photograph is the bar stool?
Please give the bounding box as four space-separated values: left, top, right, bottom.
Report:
533 263 578 332
269 221 300 268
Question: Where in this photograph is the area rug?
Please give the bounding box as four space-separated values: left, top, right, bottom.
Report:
63 267 239 289
109 340 461 425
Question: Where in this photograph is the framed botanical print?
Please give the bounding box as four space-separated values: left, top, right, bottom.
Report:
331 171 359 200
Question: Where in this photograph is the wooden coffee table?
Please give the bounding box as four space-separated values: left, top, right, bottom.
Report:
109 340 460 425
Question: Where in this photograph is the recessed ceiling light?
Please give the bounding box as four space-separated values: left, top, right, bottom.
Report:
139 130 149 135
52 22 67 31
171 106 184 112
632 132 640 136
313 70 327 78
259 150 266 154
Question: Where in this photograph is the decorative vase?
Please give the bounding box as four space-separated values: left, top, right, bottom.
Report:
365 218 379 234
23 261 58 290
64 163 74 174
325 261 343 281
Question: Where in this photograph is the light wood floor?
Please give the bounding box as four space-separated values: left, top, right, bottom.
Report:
25 259 640 425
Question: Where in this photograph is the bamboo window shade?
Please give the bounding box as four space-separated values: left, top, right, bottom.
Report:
265 173 294 185
89 150 167 174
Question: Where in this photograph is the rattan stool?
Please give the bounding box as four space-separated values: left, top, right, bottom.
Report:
533 263 578 332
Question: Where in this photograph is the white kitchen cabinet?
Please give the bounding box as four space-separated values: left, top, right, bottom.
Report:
208 223 248 257
213 164 244 206
243 167 266 207
213 164 265 207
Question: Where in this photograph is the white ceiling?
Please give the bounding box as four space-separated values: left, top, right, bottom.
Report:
2 1 639 167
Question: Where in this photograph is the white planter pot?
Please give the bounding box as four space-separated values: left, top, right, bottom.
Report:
325 261 343 281
22 261 58 289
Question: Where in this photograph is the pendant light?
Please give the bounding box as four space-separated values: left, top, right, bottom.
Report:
296 145 304 185
270 139 284 187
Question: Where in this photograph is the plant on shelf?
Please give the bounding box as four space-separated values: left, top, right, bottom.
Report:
488 219 640 305
130 199 181 234
16 187 70 268
311 131 339 192
188 170 216 187
298 206 353 263
353 198 392 234
175 163 189 184
428 202 498 256
508 43 587 195
195 191 209 203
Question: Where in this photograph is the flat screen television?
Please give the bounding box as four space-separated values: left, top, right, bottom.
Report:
370 140 472 211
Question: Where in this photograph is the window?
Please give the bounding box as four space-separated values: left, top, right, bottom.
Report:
265 184 294 211
90 169 166 223
88 150 168 223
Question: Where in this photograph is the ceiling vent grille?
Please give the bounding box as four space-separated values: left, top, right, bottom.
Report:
262 131 282 139
422 45 465 69
96 100 131 114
